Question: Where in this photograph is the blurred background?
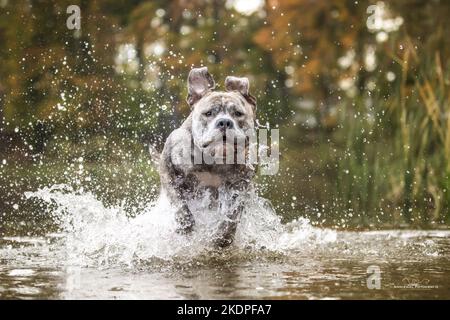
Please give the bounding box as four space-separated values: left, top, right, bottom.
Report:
1 0 449 236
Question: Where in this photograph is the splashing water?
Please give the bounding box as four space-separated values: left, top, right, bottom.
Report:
23 184 336 268
0 184 448 299
0 185 445 299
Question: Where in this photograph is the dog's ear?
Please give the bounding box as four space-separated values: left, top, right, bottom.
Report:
225 76 257 110
187 67 215 107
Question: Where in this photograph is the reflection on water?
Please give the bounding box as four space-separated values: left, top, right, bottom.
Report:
0 186 449 299
1 230 449 299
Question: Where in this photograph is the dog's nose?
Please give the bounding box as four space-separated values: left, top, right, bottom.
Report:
216 118 234 130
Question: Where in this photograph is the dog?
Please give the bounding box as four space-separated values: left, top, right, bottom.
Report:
159 67 257 247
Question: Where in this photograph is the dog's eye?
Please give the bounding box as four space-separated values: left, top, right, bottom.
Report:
204 111 212 117
234 111 244 117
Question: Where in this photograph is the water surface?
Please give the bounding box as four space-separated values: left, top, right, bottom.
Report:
0 186 449 299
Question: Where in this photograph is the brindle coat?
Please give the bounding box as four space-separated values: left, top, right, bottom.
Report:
159 67 257 247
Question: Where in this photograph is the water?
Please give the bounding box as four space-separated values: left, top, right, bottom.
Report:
0 185 449 299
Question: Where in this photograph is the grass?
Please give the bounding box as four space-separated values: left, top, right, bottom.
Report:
324 41 450 227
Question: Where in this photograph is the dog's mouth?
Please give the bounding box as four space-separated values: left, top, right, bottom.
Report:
202 134 230 149
200 135 250 162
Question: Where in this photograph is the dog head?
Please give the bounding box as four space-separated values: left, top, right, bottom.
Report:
187 67 257 160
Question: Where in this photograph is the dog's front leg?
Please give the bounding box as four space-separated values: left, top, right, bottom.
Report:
213 195 244 248
160 130 195 234
172 183 195 234
213 181 249 248
161 171 195 234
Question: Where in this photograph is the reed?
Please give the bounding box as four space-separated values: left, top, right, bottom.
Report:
330 36 449 227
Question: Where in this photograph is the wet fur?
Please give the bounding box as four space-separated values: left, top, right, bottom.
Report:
159 68 256 248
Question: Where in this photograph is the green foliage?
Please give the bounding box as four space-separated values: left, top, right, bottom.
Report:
1 0 450 228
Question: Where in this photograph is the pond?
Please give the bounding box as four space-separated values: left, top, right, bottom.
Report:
0 186 449 299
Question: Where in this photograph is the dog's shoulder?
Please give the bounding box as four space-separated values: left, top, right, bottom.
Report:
160 115 194 174
163 115 192 150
